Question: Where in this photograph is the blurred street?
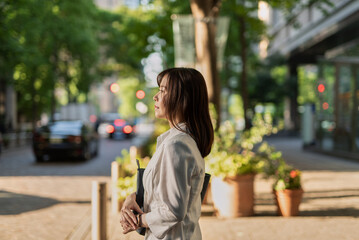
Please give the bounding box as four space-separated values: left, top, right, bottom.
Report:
0 137 132 240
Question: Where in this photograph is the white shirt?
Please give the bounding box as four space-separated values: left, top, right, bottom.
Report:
143 124 205 240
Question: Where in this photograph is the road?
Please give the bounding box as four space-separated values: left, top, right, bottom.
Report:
0 137 133 240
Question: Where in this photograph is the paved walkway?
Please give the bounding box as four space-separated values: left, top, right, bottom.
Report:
0 176 111 240
2 136 359 240
109 137 359 240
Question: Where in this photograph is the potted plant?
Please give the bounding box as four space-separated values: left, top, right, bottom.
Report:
273 162 304 217
257 141 304 217
207 114 276 217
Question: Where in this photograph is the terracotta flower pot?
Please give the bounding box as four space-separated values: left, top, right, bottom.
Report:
272 189 282 216
211 174 255 217
275 188 303 217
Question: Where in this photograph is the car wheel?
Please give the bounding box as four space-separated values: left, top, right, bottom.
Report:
36 155 44 162
81 146 91 161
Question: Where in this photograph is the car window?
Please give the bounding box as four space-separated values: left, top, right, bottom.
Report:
101 113 121 123
49 121 82 135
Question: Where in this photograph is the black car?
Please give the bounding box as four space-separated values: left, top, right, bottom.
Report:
32 121 99 162
100 113 135 139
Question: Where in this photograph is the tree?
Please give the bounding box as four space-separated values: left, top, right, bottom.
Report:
190 0 222 129
97 2 190 78
1 0 100 129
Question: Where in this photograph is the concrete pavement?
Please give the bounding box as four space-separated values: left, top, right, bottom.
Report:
109 136 359 240
0 138 131 240
1 136 359 240
0 176 110 240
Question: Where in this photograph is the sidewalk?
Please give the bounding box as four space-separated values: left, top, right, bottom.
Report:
108 136 359 240
0 131 32 155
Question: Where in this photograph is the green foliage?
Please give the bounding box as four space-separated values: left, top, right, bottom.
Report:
256 141 302 190
257 142 285 178
118 175 136 201
116 149 149 200
228 94 244 120
116 149 137 176
220 0 334 126
273 163 302 191
1 0 100 123
270 65 287 85
207 113 278 179
249 66 286 107
97 1 189 77
113 77 144 119
298 66 318 105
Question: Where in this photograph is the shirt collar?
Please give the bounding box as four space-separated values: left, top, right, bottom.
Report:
157 122 188 147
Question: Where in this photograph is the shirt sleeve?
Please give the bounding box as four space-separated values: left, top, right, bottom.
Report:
145 139 197 239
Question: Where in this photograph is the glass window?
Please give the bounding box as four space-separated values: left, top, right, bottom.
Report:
316 64 335 151
355 67 359 152
334 65 352 151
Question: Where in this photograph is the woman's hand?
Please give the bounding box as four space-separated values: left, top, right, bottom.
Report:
119 192 144 234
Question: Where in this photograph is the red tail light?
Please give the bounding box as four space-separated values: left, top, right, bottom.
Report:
123 125 133 134
106 125 115 133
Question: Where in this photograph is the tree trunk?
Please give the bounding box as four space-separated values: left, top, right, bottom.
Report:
238 15 251 130
0 77 6 132
50 53 58 122
190 0 221 129
31 75 38 131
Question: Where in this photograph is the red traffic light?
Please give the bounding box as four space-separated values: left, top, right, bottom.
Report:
110 83 120 93
136 90 145 99
317 84 325 93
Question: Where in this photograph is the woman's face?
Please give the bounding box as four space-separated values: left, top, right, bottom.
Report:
153 76 168 119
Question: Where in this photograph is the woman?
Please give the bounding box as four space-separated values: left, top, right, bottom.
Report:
120 67 214 239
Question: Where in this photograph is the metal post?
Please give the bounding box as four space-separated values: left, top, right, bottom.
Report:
92 181 107 240
111 161 120 214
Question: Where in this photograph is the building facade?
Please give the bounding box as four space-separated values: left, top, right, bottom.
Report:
266 0 359 158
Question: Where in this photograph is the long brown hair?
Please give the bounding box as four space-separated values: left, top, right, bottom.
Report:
157 67 214 157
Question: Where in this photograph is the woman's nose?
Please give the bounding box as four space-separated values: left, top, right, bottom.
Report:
153 93 157 101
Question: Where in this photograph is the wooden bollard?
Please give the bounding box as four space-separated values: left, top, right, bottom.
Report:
130 146 137 162
111 161 120 214
92 181 107 240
